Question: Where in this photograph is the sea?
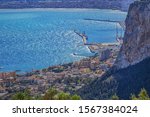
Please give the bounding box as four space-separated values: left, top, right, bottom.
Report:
0 8 127 72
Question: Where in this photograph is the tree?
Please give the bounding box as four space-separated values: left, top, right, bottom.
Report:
57 92 71 100
43 88 58 100
12 89 32 100
12 88 81 100
138 88 150 100
71 94 81 100
111 93 119 100
42 88 81 100
130 94 138 100
131 88 150 100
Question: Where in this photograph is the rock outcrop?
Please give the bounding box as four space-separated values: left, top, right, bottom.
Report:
115 0 150 69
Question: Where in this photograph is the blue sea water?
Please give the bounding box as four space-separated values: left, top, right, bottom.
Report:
0 9 127 72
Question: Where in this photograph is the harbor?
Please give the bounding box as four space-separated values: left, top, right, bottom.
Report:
0 43 120 99
74 25 122 54
0 9 126 99
0 28 122 99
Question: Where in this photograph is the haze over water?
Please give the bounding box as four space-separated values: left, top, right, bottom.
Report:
0 9 127 72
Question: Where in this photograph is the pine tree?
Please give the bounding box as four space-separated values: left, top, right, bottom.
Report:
131 88 150 100
111 93 119 100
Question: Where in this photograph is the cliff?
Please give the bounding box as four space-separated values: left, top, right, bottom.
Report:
115 0 150 69
78 0 150 99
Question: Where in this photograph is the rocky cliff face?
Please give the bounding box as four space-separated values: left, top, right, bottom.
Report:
115 0 150 69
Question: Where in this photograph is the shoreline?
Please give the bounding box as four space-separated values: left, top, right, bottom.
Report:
0 8 125 73
0 42 120 74
0 29 121 74
0 41 120 99
0 8 127 13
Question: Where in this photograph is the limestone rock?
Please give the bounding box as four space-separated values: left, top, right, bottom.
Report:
115 0 150 69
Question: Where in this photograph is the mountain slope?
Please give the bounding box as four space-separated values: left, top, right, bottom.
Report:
78 0 150 100
79 57 150 99
0 0 135 11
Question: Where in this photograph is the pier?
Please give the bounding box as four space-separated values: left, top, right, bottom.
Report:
74 30 88 44
75 19 125 46
74 30 120 54
84 18 126 30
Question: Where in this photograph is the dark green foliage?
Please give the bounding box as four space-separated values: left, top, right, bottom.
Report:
111 93 119 100
43 88 58 100
12 89 32 100
12 88 81 100
131 88 150 100
79 57 150 100
57 92 71 100
71 94 81 100
52 67 64 73
43 88 81 100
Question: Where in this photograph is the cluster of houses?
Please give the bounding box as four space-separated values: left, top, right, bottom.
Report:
0 72 16 98
0 44 120 99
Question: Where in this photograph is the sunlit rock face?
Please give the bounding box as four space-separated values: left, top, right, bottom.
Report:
115 0 150 69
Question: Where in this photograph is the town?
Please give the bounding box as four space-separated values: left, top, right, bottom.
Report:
0 43 120 99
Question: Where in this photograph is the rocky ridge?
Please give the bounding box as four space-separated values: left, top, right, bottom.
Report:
115 0 150 69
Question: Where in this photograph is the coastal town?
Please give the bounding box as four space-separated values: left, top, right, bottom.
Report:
0 42 120 99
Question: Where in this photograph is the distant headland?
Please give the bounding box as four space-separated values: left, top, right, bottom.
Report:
0 0 135 11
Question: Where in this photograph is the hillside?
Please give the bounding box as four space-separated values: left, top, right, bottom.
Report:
78 0 150 100
0 0 134 11
79 57 150 99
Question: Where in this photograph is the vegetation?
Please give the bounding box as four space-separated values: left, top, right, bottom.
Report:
131 88 150 100
43 88 58 100
52 67 64 73
111 93 119 100
12 89 32 100
43 88 81 100
12 88 81 100
109 88 150 100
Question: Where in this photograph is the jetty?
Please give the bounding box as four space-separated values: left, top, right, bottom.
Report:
74 30 121 54
74 30 88 44
84 18 126 30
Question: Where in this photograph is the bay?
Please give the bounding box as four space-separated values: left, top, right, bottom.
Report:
0 9 127 72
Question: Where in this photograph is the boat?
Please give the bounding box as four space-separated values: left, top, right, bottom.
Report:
0 67 4 69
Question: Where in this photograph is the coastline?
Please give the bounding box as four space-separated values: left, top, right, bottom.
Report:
0 8 126 13
0 42 119 74
0 8 123 99
0 8 126 73
0 23 121 73
0 41 120 99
